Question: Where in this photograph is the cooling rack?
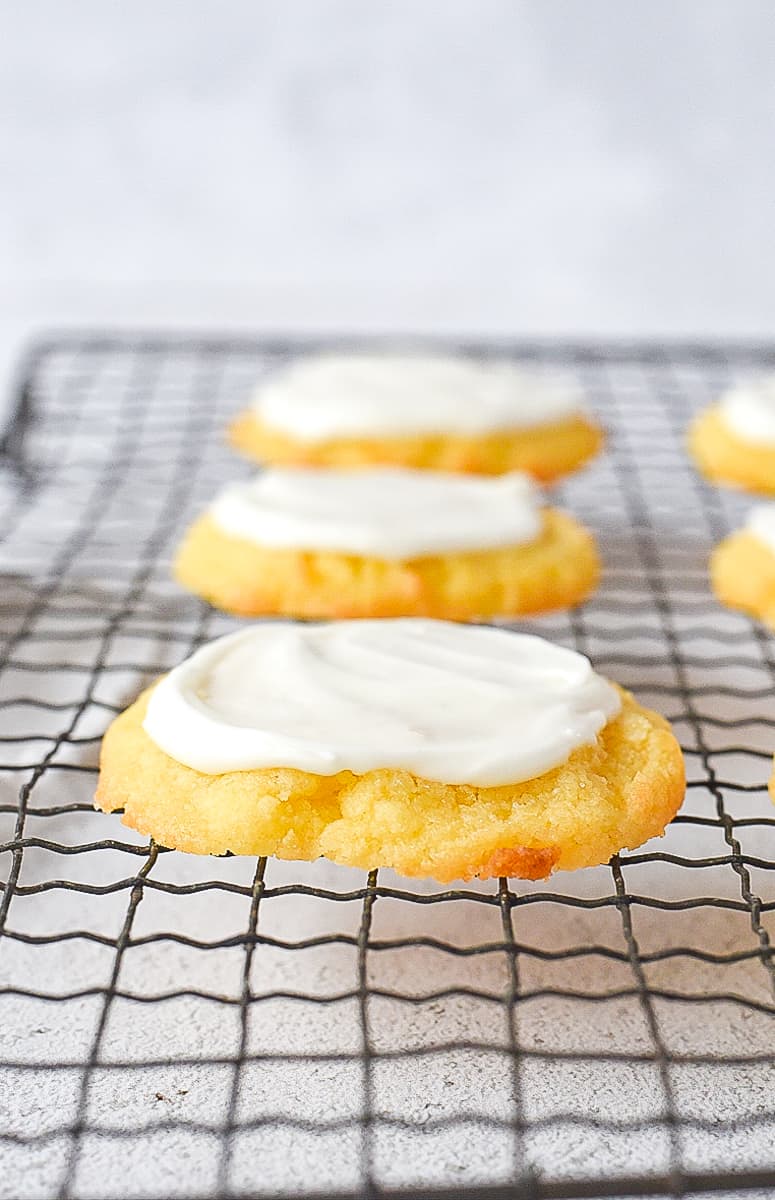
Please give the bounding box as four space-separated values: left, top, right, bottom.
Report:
1 335 775 1200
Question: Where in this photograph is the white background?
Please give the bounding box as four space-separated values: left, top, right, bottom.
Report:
2 0 775 385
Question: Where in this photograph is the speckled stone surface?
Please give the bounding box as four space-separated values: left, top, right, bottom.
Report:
1 342 775 1198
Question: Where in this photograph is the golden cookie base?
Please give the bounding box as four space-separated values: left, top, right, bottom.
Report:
711 530 775 804
172 509 600 619
689 407 775 495
95 687 685 883
711 530 775 630
229 411 603 481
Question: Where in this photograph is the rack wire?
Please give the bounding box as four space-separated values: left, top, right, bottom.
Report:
1 335 775 1200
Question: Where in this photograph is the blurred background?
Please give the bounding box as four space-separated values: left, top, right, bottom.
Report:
2 0 774 387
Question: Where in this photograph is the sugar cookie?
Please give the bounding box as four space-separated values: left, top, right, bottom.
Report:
230 354 603 480
174 468 599 619
96 621 685 882
711 505 775 628
689 379 775 495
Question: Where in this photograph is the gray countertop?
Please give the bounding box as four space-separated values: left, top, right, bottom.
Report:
1 338 774 1199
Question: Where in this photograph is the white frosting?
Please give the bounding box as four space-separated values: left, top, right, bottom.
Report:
143 619 621 785
209 467 543 559
252 353 584 441
719 378 775 447
747 504 775 556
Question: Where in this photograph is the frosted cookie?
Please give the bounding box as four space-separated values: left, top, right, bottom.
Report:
229 354 603 479
689 377 775 494
711 505 775 628
174 467 599 619
96 619 685 882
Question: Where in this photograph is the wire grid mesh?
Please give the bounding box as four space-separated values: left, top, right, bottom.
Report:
1 335 775 1200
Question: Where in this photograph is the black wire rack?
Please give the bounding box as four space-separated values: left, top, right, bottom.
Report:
2 334 775 1200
